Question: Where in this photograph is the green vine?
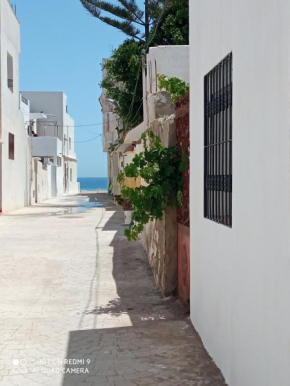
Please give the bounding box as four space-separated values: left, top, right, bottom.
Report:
157 74 189 102
118 131 187 241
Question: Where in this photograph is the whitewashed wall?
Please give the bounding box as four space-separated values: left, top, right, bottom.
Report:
63 112 78 194
0 0 31 213
31 159 52 204
146 46 189 95
22 92 78 196
190 1 290 385
67 160 78 194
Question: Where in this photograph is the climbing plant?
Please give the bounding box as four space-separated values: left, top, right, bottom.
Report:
101 40 144 131
157 74 189 102
118 131 186 241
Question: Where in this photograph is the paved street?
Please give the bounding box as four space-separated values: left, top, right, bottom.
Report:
0 193 226 386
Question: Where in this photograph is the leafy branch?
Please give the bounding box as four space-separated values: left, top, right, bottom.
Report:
157 74 189 102
118 130 186 241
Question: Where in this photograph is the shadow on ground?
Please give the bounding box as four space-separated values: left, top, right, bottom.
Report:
61 193 226 386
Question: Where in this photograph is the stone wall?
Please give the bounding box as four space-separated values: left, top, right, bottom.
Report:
141 115 177 296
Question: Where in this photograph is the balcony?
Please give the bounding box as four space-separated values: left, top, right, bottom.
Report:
31 137 62 166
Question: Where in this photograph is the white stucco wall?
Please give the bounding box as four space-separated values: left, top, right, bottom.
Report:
146 46 189 95
0 0 31 213
31 137 62 159
100 62 119 155
22 92 64 140
63 113 78 194
190 1 290 385
22 91 78 196
67 160 78 194
31 159 52 204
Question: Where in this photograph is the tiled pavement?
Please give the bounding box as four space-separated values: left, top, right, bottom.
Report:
0 193 227 386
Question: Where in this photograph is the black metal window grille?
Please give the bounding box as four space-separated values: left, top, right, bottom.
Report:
204 53 232 227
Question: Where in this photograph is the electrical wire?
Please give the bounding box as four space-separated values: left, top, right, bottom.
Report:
73 134 102 144
125 0 170 124
31 121 105 128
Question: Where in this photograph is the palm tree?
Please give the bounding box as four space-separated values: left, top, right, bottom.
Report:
79 0 166 42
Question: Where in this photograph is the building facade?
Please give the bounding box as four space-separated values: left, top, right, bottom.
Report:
22 92 79 197
0 0 31 213
190 1 290 385
100 59 121 196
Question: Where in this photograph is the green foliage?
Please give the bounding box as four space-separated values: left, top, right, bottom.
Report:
80 0 188 45
157 74 189 102
118 131 183 241
80 0 168 42
151 0 189 45
101 40 143 131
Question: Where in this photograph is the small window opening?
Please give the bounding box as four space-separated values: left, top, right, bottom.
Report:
7 53 13 92
9 133 15 160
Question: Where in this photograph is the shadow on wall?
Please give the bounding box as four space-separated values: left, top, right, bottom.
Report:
61 193 226 385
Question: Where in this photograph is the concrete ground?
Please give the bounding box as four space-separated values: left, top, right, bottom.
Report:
0 193 226 386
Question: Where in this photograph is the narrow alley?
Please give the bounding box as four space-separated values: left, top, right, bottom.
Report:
0 193 226 386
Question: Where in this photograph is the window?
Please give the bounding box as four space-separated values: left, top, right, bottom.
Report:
57 157 62 167
9 133 15 160
69 137 71 150
204 53 232 227
7 53 13 92
70 168 72 182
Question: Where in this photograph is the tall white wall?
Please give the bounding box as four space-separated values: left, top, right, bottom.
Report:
63 111 78 194
22 92 64 139
0 0 31 213
22 91 78 196
31 159 52 204
67 160 78 194
190 1 290 385
146 46 189 95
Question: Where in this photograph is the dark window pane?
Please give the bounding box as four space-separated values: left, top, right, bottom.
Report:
204 53 232 227
9 133 14 160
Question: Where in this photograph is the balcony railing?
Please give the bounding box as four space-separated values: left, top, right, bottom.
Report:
8 79 13 92
21 95 28 105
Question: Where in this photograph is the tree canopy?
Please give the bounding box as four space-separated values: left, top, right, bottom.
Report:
152 0 189 45
80 0 167 42
101 40 143 132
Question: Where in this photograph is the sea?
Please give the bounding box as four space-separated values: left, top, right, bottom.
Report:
78 177 108 192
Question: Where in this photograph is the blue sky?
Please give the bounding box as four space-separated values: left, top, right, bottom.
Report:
14 0 127 177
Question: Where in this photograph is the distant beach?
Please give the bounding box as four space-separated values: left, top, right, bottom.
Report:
78 177 108 192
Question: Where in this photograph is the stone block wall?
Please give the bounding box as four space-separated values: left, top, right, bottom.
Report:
141 115 177 296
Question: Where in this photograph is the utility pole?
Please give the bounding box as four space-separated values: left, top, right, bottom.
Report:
144 0 149 43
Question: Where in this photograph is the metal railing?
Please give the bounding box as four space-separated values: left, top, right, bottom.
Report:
21 95 29 105
204 53 233 227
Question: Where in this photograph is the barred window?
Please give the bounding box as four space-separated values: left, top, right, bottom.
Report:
204 53 232 227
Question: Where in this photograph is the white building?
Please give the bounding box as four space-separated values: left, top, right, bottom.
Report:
190 1 290 385
105 45 189 195
22 92 79 196
100 59 121 196
0 0 31 213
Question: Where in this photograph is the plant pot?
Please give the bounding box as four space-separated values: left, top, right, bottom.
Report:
124 210 132 225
